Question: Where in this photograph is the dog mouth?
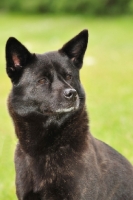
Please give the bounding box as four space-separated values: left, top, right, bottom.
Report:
56 98 79 113
42 99 79 115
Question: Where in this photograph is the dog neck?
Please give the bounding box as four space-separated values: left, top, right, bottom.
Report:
9 104 89 157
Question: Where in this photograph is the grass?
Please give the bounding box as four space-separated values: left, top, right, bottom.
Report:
0 13 133 199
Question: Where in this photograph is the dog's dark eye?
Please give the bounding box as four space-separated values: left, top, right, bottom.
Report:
66 74 72 81
38 77 48 85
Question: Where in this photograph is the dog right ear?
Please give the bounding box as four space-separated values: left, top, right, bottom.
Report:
59 29 88 69
5 37 34 84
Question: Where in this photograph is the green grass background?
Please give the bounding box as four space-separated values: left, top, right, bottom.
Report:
0 14 133 199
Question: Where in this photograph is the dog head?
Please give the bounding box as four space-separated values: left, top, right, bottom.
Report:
6 30 88 118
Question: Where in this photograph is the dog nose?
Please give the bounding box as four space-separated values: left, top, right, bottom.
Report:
63 88 77 100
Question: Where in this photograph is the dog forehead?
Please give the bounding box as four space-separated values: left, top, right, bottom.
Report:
35 51 72 72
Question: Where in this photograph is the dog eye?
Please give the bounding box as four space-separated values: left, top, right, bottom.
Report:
66 74 72 81
38 77 48 85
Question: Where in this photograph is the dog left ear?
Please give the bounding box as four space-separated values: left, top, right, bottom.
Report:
5 37 34 83
59 29 88 69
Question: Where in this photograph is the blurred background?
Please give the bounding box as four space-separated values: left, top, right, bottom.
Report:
0 0 133 199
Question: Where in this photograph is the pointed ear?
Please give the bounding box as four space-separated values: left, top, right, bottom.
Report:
59 29 88 69
5 37 34 83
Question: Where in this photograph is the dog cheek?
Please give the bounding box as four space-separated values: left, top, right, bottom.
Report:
39 96 52 113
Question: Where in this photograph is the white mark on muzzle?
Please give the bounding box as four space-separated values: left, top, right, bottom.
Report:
56 99 79 113
56 107 75 113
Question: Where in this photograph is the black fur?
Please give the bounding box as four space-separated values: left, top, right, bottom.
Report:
6 30 133 200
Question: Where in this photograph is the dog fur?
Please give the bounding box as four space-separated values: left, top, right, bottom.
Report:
6 30 133 200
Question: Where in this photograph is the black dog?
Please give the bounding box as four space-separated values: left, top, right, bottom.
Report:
6 30 133 200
